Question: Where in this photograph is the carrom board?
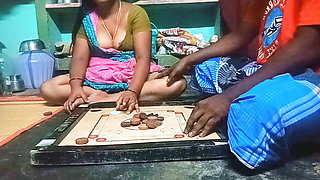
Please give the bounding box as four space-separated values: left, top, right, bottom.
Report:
30 102 229 166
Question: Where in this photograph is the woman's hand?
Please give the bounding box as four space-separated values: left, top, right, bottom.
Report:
155 57 193 85
184 93 232 137
64 87 89 113
116 90 139 114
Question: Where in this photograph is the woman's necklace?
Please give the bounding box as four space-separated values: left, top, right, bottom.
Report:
100 0 122 45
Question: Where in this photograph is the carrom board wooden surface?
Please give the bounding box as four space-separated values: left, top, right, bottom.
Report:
59 106 221 146
30 102 229 166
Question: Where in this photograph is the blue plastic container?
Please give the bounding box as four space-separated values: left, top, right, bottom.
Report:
17 50 55 89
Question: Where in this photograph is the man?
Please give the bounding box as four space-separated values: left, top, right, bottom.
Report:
156 0 320 169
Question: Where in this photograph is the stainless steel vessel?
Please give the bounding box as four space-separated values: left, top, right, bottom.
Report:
9 74 25 92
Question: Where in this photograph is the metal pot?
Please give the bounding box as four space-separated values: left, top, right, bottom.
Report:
19 39 46 52
0 41 5 53
9 74 25 92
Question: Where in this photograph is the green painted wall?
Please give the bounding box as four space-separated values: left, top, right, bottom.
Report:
145 3 220 41
0 0 38 74
51 2 220 42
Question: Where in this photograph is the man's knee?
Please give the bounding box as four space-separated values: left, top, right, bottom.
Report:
227 90 290 169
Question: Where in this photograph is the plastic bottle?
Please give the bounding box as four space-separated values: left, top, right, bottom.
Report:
0 58 12 95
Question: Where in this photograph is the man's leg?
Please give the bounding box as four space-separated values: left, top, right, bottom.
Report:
227 70 320 169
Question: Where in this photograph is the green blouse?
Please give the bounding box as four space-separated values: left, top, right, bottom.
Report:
77 4 151 51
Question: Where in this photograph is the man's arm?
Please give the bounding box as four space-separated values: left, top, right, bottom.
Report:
186 22 260 64
156 22 260 81
185 25 320 137
156 0 265 82
224 25 320 101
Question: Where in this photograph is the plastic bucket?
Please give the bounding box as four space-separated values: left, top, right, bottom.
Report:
17 50 55 89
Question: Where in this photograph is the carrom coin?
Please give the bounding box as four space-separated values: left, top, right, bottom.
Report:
147 115 158 120
139 112 147 120
146 120 156 129
75 137 89 145
130 118 141 126
155 120 163 127
175 112 183 114
43 111 53 116
121 119 132 127
88 135 98 139
167 110 174 112
43 111 52 116
133 114 140 118
174 134 185 138
96 138 107 142
130 117 140 121
141 119 148 124
156 116 164 121
138 124 148 130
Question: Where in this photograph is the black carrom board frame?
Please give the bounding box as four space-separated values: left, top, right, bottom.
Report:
30 101 230 166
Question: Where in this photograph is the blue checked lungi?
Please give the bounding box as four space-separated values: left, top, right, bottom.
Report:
228 69 320 169
190 56 261 94
192 57 320 169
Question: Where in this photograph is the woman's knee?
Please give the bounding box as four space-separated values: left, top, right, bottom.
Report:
40 79 56 99
169 78 187 96
40 77 68 104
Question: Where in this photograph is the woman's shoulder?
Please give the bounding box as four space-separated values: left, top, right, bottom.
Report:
128 3 148 17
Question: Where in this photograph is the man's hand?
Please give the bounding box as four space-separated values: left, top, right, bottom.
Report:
116 90 139 114
155 57 193 85
184 93 232 137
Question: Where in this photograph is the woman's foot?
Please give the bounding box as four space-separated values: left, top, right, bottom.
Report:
88 90 120 102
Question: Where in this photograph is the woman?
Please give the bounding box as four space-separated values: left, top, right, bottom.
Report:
40 0 186 113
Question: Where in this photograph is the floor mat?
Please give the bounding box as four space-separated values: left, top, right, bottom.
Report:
0 95 44 102
0 101 63 146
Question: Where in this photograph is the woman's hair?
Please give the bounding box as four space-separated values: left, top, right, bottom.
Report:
71 0 96 43
81 0 96 12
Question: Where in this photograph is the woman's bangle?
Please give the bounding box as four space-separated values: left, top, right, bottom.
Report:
69 77 84 83
126 88 138 95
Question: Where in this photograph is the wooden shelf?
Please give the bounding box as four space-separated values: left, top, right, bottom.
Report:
45 0 219 8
